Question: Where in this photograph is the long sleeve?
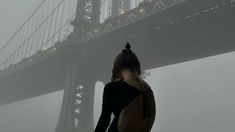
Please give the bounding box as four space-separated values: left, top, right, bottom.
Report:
94 84 112 132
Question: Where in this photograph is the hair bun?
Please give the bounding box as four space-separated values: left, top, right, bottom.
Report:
125 42 131 50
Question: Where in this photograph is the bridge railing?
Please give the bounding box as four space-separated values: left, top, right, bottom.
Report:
0 0 77 71
82 0 186 42
100 0 147 23
0 0 186 72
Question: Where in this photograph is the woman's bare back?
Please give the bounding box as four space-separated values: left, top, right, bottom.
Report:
118 78 156 132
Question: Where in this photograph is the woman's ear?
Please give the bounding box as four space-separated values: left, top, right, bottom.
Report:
122 69 127 75
120 70 126 79
120 70 124 77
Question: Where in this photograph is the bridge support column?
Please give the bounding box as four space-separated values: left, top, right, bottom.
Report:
124 0 131 11
112 0 119 16
112 0 131 16
74 0 101 35
55 60 96 132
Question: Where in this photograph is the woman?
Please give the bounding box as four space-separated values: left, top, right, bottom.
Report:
94 43 156 132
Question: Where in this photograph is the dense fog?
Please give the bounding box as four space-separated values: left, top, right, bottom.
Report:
0 0 234 132
0 51 234 131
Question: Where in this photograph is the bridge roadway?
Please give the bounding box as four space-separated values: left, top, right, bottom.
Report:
0 0 234 105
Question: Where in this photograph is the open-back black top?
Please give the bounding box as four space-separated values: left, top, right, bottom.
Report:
94 80 143 132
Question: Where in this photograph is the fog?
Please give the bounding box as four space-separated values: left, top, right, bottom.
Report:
95 51 235 132
0 0 235 132
0 0 42 46
0 51 234 132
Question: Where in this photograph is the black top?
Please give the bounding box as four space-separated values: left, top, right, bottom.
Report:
94 80 142 132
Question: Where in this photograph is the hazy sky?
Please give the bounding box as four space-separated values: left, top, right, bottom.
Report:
0 1 234 132
0 51 235 132
0 0 42 47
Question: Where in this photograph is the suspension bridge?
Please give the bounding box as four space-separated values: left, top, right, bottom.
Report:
0 0 234 131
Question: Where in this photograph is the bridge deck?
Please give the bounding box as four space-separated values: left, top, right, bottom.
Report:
0 0 234 105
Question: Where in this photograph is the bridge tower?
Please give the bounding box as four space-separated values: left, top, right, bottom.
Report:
112 0 131 16
55 0 101 132
72 0 101 39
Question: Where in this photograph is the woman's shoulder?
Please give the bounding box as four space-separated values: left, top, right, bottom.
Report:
103 80 123 94
105 80 123 87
